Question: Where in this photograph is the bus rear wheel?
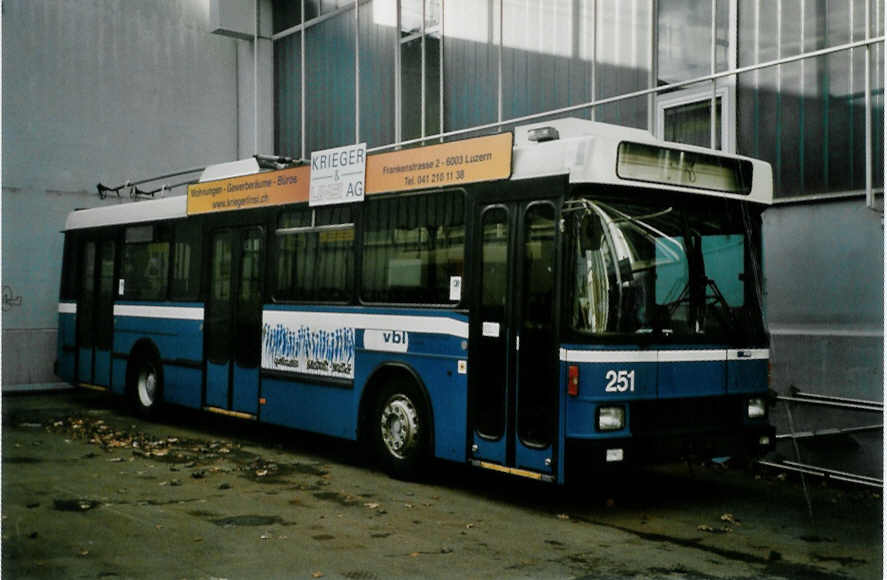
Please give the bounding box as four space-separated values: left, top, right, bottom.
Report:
128 353 163 419
374 381 429 480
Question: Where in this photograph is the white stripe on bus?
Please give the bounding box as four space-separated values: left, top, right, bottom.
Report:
560 350 658 363
727 349 770 360
561 349 770 363
58 302 77 314
113 304 205 320
264 310 469 339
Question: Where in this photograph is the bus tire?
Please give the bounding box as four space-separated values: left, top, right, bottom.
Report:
373 379 430 480
128 352 163 419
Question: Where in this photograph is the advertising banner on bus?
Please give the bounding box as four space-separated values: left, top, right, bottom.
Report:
187 165 310 215
366 132 513 194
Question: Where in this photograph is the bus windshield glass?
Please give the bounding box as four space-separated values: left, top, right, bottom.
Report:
567 193 765 345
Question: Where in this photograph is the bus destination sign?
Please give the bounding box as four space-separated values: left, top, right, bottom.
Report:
187 165 309 215
366 132 513 194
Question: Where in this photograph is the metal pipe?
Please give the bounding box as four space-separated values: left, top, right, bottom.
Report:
300 0 306 161
590 0 597 122
865 0 874 209
497 0 503 125
776 395 884 413
758 460 883 488
775 423 883 440
783 460 884 485
789 390 884 408
439 0 445 142
421 0 427 139
777 395 883 413
648 0 657 133
366 34 885 154
124 167 205 186
355 0 360 144
395 0 402 144
783 399 814 521
710 0 717 149
254 0 259 155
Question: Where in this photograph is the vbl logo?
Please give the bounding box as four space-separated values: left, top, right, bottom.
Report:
365 329 409 353
383 330 407 344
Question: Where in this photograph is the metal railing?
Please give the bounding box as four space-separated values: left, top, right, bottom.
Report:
761 389 883 489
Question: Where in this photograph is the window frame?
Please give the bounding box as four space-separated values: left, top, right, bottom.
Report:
120 223 172 302
358 187 468 308
271 204 357 305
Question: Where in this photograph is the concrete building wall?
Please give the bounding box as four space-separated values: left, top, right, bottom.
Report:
763 200 883 476
1 0 270 386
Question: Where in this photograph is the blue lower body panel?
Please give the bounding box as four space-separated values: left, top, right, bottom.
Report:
78 348 93 383
163 365 203 409
260 377 355 439
233 365 259 415
94 349 112 387
472 435 506 465
206 362 228 408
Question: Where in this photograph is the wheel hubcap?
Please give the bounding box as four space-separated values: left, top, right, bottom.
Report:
380 394 419 459
137 367 157 408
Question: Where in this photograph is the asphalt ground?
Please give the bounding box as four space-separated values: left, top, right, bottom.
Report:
2 389 882 579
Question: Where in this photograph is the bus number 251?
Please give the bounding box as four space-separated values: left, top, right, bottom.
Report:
605 370 635 393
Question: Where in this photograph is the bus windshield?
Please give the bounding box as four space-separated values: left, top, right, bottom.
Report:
567 194 766 345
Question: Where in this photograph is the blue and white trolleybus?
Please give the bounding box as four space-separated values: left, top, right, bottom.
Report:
56 118 774 483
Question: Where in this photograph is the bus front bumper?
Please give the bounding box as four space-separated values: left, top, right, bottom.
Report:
566 424 775 472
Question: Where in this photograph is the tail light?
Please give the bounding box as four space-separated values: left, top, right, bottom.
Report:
567 365 579 397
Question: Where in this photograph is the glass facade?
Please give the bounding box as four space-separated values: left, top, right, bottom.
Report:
740 0 884 197
273 0 883 199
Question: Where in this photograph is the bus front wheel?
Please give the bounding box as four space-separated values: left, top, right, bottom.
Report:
374 380 429 480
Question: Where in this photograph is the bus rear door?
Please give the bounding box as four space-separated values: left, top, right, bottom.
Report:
468 198 560 481
205 226 265 416
76 236 116 387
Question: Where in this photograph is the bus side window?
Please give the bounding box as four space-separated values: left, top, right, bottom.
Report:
361 190 465 305
121 224 170 300
274 206 354 302
171 221 202 301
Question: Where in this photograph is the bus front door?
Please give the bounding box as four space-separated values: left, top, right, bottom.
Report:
206 226 264 416
76 237 116 387
469 200 560 481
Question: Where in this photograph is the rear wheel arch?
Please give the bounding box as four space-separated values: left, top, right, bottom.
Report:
359 363 435 478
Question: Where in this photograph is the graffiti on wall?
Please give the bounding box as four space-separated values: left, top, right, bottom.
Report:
2 286 23 312
262 312 355 380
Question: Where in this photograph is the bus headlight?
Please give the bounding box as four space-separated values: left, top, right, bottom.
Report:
598 406 625 431
747 397 766 419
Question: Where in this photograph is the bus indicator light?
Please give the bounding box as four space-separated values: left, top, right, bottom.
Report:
567 365 579 397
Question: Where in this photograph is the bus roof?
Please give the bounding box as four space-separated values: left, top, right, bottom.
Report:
511 118 773 205
65 119 772 231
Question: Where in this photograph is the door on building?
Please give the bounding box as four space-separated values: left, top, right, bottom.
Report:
468 199 560 479
76 236 116 387
205 226 265 416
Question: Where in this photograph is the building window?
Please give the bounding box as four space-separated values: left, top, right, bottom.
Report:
657 85 733 150
655 0 734 151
